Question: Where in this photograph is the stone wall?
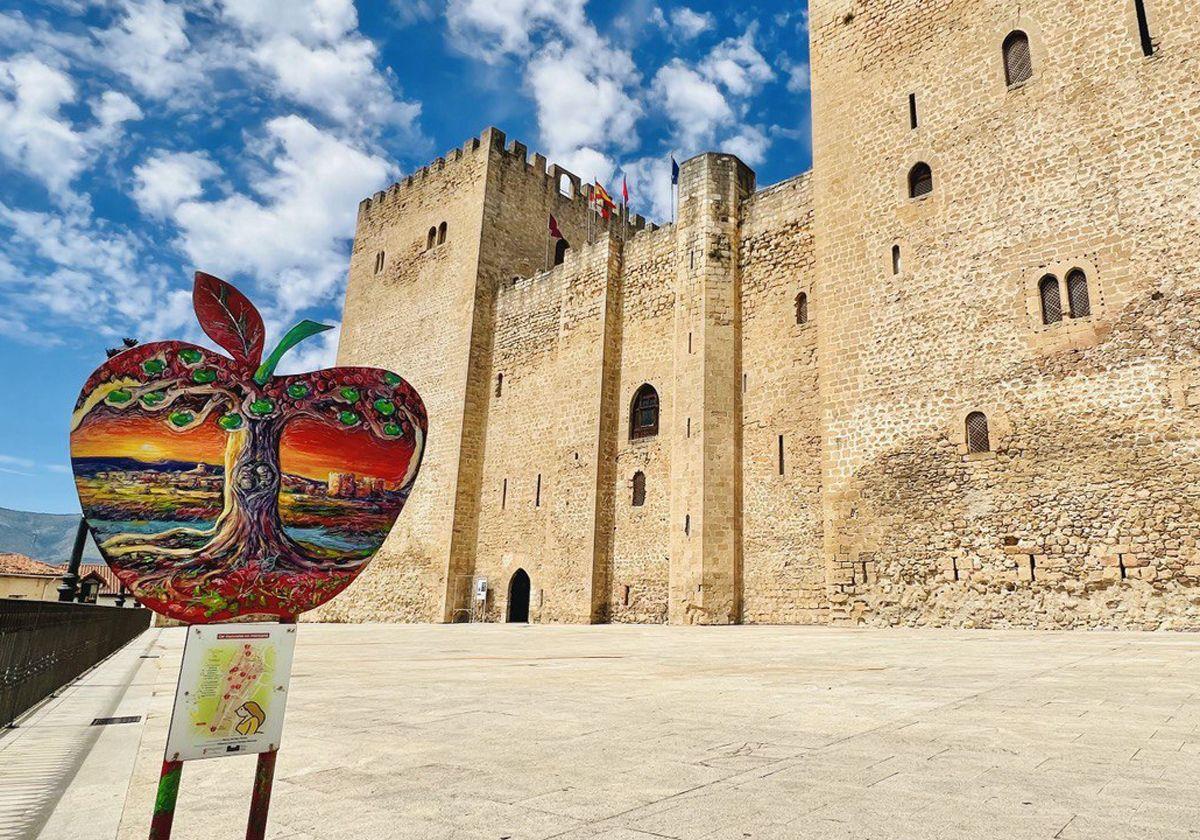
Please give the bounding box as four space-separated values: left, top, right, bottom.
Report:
331 0 1200 629
472 238 621 623
315 134 491 623
609 224 678 623
809 0 1200 628
738 174 827 624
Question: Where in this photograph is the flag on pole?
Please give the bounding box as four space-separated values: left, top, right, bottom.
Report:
671 156 679 185
621 175 630 207
548 214 563 239
593 182 615 220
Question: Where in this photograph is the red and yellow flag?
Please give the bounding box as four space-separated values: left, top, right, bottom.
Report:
593 182 615 219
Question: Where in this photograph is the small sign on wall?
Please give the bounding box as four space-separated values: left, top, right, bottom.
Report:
165 623 297 762
474 577 488 601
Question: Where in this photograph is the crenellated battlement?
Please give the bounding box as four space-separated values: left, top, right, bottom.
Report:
357 127 653 234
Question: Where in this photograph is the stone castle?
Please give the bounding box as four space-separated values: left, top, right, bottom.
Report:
315 0 1200 629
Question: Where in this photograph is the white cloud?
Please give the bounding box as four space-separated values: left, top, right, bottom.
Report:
96 0 197 99
700 30 774 97
669 7 713 40
528 43 641 159
0 56 141 195
0 202 192 342
447 0 639 176
446 0 588 60
652 61 731 150
217 0 359 43
784 58 810 93
722 125 769 166
250 34 420 131
2 1 422 140
132 151 222 218
618 154 675 226
652 29 775 163
169 116 395 317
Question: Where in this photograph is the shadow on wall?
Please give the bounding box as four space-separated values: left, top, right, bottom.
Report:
829 289 1200 630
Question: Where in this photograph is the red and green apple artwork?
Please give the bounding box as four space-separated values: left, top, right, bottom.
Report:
69 272 426 623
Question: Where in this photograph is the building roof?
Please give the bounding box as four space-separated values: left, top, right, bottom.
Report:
78 563 123 595
0 553 62 578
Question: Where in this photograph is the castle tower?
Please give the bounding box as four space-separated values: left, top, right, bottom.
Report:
808 0 1200 623
333 129 613 622
667 154 754 624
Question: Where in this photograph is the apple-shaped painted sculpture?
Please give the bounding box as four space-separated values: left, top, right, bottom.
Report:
69 272 425 623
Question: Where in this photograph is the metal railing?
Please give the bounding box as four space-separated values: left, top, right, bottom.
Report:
0 599 151 727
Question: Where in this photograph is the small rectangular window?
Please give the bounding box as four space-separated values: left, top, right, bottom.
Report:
622 585 630 606
502 478 507 510
908 93 918 129
535 473 541 507
688 331 692 353
777 434 785 475
892 244 902 275
686 417 691 438
742 373 747 393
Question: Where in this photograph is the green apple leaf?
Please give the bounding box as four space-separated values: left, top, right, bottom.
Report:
253 319 333 385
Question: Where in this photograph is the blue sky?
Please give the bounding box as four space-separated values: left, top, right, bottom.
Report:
0 0 812 514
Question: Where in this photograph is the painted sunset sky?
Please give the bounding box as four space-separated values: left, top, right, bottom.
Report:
73 412 414 484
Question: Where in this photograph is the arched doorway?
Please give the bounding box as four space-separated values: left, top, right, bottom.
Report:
507 568 531 623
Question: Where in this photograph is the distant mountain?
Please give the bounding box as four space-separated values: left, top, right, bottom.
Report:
71 456 214 476
0 507 102 565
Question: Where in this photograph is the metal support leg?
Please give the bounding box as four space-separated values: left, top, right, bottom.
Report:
149 760 182 840
245 749 278 840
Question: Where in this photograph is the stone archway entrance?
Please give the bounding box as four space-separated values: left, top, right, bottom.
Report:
507 568 530 623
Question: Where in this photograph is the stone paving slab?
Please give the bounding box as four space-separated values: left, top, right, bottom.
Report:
102 625 1200 840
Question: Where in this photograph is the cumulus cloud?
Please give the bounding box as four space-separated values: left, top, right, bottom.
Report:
0 56 141 194
722 124 770 166
700 30 775 97
528 43 641 158
669 7 714 40
1 0 422 140
132 151 222 219
96 0 197 99
0 202 190 343
652 61 731 150
168 116 395 317
446 0 589 60
448 0 640 179
652 29 775 162
783 58 810 93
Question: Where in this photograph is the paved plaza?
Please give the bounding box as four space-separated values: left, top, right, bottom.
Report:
9 624 1200 839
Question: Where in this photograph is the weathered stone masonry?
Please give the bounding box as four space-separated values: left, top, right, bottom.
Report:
323 0 1200 629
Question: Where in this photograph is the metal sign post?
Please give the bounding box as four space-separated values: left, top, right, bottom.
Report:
149 617 297 839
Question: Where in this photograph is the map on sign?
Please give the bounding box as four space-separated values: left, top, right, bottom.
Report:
165 623 297 762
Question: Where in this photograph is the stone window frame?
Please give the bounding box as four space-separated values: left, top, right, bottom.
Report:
884 237 908 277
793 288 812 327
948 405 1011 461
899 152 941 207
631 470 646 507
993 18 1048 96
1023 257 1103 335
629 383 661 441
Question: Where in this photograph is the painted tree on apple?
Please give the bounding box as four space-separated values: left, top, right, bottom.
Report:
70 272 426 622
